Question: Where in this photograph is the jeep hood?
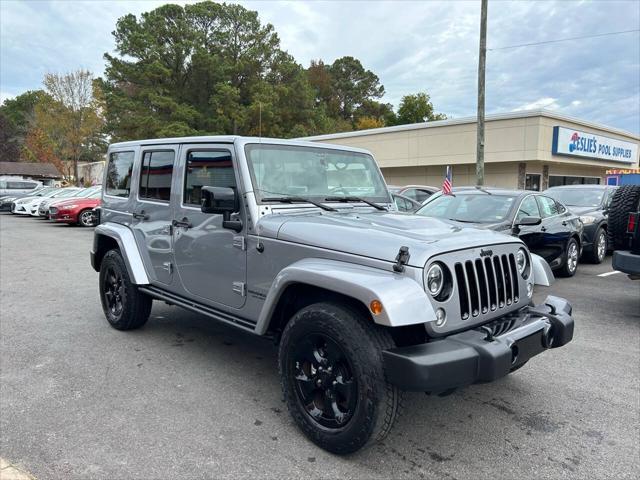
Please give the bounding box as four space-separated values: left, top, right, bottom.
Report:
257 210 522 267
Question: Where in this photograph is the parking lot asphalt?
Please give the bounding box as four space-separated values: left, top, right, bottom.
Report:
1 212 639 480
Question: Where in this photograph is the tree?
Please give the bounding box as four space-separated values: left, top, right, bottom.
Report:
0 112 21 161
395 92 447 125
328 56 385 121
21 127 66 176
101 1 322 140
34 70 105 184
355 116 385 131
0 90 51 132
0 90 53 159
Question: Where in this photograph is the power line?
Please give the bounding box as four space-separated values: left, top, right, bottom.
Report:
488 29 640 51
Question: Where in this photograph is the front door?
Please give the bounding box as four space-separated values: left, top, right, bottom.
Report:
132 147 177 285
514 194 545 257
536 195 568 265
172 145 247 309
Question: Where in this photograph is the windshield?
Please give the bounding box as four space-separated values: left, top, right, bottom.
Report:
245 144 389 202
546 188 604 207
417 193 517 223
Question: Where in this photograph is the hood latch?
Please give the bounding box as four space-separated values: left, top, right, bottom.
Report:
393 246 411 272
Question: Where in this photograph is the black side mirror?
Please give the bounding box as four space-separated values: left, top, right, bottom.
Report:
201 186 242 232
515 216 542 227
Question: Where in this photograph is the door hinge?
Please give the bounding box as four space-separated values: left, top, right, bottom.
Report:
232 281 246 297
162 262 173 273
233 236 246 251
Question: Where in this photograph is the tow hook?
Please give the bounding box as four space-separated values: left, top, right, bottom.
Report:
478 325 494 342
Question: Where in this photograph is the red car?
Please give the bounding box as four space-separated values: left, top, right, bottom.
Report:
49 195 101 227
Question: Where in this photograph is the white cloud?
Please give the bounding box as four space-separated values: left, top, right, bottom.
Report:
1 0 638 133
514 97 560 111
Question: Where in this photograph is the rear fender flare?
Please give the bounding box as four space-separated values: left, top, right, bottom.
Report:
255 258 435 334
93 223 149 285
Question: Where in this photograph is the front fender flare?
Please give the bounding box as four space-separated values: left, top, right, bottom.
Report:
255 258 435 334
531 253 555 287
93 223 149 285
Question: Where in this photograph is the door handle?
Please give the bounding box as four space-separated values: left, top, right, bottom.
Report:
132 210 149 220
541 226 547 232
562 221 568 226
172 217 192 229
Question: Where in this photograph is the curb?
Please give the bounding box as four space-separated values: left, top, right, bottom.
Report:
0 458 35 480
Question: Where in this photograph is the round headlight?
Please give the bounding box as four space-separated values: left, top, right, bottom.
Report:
426 263 444 296
516 248 528 276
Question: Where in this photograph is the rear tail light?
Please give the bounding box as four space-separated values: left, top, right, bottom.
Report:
628 213 638 234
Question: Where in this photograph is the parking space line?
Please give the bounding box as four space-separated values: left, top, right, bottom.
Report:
598 271 621 277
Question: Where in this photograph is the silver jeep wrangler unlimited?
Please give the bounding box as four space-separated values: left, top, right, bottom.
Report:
91 136 574 454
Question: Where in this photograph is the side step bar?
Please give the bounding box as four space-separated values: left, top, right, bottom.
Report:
138 286 257 332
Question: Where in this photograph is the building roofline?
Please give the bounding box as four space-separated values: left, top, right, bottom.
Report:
299 109 640 142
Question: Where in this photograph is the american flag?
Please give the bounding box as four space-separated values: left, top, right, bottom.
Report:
442 166 452 195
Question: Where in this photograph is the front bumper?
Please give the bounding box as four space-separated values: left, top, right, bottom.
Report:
383 295 574 392
612 250 640 276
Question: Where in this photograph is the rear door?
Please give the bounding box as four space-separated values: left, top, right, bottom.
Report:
131 146 178 285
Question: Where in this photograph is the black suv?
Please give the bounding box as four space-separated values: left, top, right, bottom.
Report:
544 185 617 264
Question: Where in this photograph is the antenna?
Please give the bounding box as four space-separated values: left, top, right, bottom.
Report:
259 101 262 140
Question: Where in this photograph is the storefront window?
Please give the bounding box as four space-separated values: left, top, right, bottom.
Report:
548 175 601 187
525 174 541 191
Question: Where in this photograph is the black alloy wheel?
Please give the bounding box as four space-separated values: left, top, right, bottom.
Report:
279 302 401 454
99 249 152 330
103 265 125 318
291 333 357 428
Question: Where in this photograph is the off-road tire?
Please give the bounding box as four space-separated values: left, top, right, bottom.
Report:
78 208 96 227
558 237 579 277
99 249 152 330
279 302 402 454
585 227 607 264
608 185 640 251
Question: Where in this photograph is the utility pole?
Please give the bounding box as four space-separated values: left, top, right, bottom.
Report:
476 0 488 186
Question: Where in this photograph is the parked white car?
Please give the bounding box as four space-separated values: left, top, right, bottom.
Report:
38 186 102 217
24 188 81 216
11 188 65 214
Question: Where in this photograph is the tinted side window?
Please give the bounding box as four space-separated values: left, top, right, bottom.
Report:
106 151 135 198
556 201 567 214
537 196 559 218
402 189 418 201
414 190 432 203
517 195 540 221
184 150 236 206
139 151 175 202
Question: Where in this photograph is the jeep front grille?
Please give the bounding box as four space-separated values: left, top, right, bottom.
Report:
454 252 520 320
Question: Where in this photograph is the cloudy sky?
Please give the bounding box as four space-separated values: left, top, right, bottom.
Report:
1 0 639 133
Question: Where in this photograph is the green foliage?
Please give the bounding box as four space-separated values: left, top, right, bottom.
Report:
0 90 51 133
0 112 21 161
101 1 322 140
101 2 440 140
395 92 447 125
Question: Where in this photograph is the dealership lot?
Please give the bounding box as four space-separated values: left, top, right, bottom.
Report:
0 213 638 479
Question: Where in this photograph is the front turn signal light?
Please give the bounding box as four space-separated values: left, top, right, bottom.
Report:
370 300 383 315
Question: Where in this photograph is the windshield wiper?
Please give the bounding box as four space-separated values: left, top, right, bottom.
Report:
450 218 477 223
324 196 387 211
262 196 337 212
